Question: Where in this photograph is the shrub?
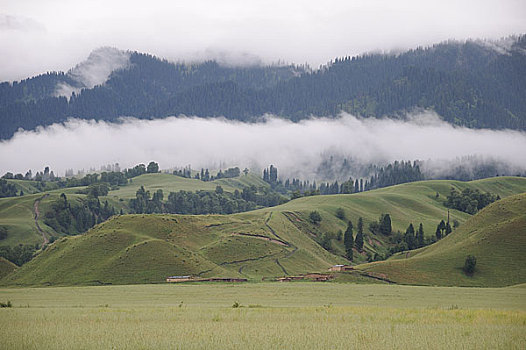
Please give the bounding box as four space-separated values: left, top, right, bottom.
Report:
309 211 322 224
464 255 477 275
335 208 346 220
0 300 12 308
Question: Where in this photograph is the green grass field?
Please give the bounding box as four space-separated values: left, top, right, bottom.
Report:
359 192 526 287
0 283 524 349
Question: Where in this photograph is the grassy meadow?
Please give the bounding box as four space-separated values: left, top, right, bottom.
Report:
0 283 525 349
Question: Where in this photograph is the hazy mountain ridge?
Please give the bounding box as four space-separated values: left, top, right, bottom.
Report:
0 36 525 139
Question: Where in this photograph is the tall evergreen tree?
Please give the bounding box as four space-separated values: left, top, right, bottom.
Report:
355 217 364 251
435 224 442 240
445 221 452 236
380 214 392 235
416 223 425 248
344 220 354 260
404 223 415 249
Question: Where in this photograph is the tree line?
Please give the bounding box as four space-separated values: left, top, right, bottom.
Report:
129 185 287 215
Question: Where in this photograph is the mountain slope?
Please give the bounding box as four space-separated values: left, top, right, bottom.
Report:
1 36 525 139
359 193 526 287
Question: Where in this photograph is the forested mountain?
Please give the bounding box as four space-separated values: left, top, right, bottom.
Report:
1 36 525 139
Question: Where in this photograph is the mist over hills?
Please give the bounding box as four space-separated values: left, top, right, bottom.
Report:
1 36 525 140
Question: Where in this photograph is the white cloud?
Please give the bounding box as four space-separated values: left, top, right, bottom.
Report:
1 112 524 179
1 0 525 80
54 47 130 97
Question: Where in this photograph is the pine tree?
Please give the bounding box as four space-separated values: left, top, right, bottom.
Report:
344 220 354 260
445 222 452 236
435 224 442 240
380 214 392 235
416 223 424 248
355 217 364 251
404 223 415 249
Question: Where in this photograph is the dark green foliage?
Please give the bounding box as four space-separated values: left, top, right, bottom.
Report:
146 161 159 173
44 193 115 235
129 185 287 215
124 164 147 178
3 37 525 140
0 226 7 240
445 222 452 236
404 223 415 250
445 188 499 214
379 214 392 235
0 179 18 198
464 255 477 275
436 225 442 240
355 217 364 251
335 207 346 220
343 220 354 260
416 223 425 248
0 245 36 266
320 234 332 251
309 211 322 225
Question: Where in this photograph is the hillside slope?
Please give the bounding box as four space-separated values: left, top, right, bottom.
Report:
2 177 525 286
0 257 16 279
359 193 526 287
1 211 340 286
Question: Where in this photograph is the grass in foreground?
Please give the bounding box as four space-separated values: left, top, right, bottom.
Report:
0 283 525 349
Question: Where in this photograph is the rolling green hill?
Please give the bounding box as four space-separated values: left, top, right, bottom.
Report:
106 173 268 200
358 192 526 287
0 257 16 279
0 173 268 247
2 177 525 286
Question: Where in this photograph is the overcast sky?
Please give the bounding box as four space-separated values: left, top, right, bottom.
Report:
1 0 525 81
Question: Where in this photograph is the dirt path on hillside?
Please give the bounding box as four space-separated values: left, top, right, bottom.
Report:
230 232 288 246
265 212 298 276
34 194 50 247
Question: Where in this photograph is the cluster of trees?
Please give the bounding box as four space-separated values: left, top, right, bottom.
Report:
0 179 18 198
445 188 499 214
281 160 425 200
342 218 365 260
435 219 453 240
129 185 287 215
0 244 38 266
0 162 163 199
2 167 57 182
44 192 116 235
262 165 279 186
172 166 245 181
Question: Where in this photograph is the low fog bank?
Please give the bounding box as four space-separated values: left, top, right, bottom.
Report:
1 112 525 180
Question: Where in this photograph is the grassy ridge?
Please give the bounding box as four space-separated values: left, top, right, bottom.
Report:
2 177 526 287
0 173 267 247
1 212 340 286
106 173 268 199
359 192 526 287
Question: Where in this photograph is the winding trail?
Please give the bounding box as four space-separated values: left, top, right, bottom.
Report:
264 212 298 275
34 194 50 247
